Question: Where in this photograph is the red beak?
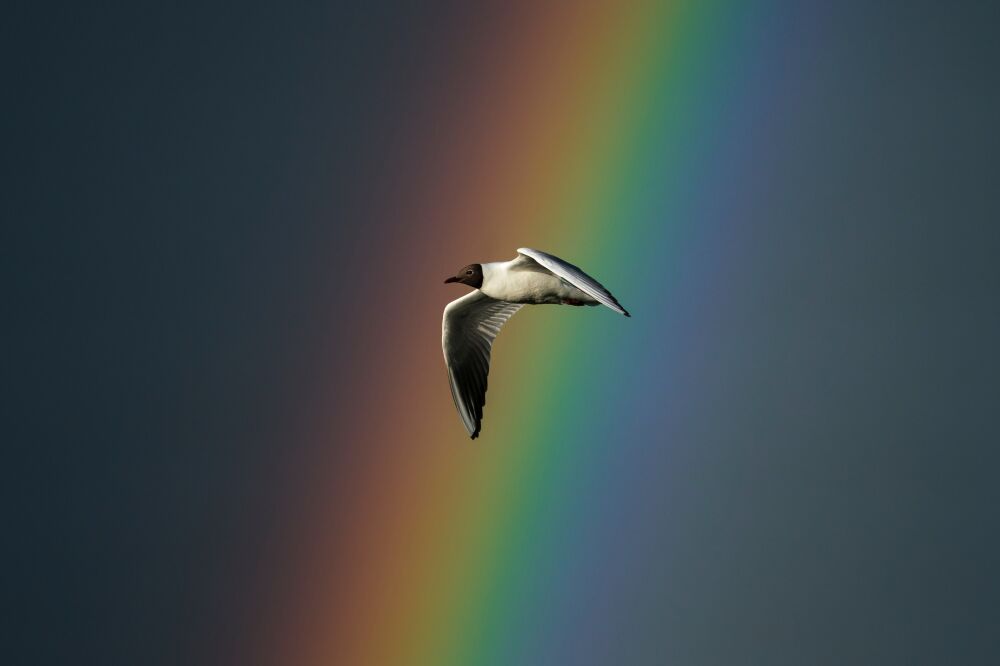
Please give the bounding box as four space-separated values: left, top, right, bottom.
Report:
444 276 459 283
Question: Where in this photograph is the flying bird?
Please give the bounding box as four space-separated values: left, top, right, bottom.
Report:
442 247 630 439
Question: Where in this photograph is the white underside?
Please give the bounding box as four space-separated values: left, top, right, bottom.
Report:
479 261 598 305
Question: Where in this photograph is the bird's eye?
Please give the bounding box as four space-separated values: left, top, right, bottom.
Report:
466 270 473 275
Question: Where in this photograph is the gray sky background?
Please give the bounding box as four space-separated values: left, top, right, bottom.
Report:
7 1 999 664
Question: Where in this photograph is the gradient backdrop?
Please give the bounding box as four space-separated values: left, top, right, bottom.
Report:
10 1 1000 665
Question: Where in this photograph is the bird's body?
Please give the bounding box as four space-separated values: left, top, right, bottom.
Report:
479 257 600 306
442 248 629 439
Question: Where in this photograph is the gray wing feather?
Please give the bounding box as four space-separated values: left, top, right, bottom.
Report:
516 248 630 316
442 291 524 439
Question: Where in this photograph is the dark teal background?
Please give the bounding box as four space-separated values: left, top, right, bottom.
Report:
7 2 1000 664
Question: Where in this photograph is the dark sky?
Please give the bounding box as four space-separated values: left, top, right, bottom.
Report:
7 4 428 664
7 2 1000 665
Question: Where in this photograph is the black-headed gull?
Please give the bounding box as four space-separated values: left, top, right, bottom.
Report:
442 248 630 439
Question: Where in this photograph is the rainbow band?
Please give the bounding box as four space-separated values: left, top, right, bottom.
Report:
272 2 806 664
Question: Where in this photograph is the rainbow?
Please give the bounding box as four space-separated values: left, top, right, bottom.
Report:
267 2 794 663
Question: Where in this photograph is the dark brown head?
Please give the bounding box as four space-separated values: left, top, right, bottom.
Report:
444 263 483 289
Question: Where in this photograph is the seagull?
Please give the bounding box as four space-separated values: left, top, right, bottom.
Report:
442 247 630 439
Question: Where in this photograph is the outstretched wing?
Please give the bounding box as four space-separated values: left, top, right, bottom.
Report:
516 248 630 316
442 290 524 439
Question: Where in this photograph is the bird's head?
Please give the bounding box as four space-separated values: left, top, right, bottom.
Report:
444 263 483 289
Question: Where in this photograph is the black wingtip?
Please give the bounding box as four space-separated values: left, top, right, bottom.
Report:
471 429 480 440
623 310 631 317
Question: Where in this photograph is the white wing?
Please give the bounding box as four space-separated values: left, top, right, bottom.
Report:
442 290 524 439
516 248 630 316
